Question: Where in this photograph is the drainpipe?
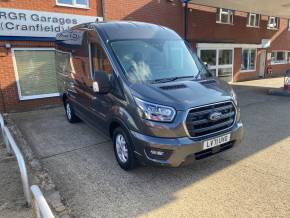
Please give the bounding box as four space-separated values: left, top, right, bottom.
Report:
100 0 105 21
0 82 6 113
183 0 190 41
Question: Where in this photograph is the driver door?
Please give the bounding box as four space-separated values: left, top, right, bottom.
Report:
86 31 114 128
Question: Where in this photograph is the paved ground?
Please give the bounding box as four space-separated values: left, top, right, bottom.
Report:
10 77 290 218
0 139 32 218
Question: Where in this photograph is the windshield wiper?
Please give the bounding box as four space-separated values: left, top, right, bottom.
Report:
150 76 195 84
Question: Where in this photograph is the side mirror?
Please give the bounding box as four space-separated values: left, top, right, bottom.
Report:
93 71 111 94
203 62 208 69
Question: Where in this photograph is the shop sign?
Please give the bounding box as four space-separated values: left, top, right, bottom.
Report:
0 8 102 38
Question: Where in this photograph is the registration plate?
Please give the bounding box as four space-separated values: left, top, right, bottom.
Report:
203 134 231 150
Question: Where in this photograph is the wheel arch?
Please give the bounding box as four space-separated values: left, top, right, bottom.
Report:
62 93 67 104
62 93 70 109
109 118 132 142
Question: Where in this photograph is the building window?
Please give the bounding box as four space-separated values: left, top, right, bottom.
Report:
241 49 256 71
200 50 216 66
271 51 287 64
247 13 260 27
287 52 290 62
216 8 234 24
56 0 89 8
12 49 59 100
268 16 279 29
219 49 232 65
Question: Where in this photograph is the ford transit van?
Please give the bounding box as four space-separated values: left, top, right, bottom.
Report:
56 21 243 170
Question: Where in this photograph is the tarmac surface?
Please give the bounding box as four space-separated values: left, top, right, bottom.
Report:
10 77 290 218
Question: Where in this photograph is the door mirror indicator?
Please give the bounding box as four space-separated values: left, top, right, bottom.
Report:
93 81 99 93
93 71 111 94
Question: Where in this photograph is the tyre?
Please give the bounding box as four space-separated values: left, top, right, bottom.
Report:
113 127 137 171
64 99 80 123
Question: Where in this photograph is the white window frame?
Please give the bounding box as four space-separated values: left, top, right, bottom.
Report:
56 0 89 9
12 48 60 101
216 8 234 25
267 16 279 30
271 50 288 65
241 48 257 72
197 47 234 82
247 13 260 28
287 51 290 62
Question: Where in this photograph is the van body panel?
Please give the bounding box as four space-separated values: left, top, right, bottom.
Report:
56 21 244 168
131 122 243 167
129 79 232 111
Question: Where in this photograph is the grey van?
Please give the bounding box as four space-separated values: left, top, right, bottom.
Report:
56 21 244 170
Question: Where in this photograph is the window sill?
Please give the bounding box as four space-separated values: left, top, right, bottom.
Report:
267 27 279 31
216 21 234 25
240 69 256 73
271 62 288 65
19 93 60 101
246 25 260 28
56 3 90 10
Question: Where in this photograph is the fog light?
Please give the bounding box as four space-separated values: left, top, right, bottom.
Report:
145 147 172 161
150 150 165 156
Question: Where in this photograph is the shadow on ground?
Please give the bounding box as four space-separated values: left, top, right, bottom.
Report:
9 80 290 217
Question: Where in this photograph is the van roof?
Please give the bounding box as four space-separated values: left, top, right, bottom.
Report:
90 21 181 41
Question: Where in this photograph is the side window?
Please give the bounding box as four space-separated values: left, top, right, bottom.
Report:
90 42 123 98
90 43 113 80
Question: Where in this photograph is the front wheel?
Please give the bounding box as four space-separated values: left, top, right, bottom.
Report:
64 99 80 123
113 127 137 171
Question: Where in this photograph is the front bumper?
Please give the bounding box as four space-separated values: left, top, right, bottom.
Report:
131 122 244 167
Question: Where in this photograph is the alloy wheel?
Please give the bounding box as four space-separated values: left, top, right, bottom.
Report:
115 133 128 163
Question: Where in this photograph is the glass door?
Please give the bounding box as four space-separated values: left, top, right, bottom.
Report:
199 48 233 82
218 49 233 82
200 49 217 76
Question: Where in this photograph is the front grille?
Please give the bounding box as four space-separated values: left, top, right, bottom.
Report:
185 101 236 138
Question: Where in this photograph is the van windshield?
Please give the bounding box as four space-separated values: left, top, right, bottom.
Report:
111 39 211 84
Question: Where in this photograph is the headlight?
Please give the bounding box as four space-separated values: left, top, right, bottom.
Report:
231 89 238 106
134 97 176 122
230 89 241 121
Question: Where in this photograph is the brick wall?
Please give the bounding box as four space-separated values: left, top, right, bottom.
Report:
187 4 290 45
0 40 62 112
186 4 290 81
105 0 184 35
0 0 100 16
0 0 100 112
271 64 290 76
